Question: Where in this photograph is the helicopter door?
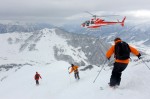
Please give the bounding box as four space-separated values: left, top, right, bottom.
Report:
91 21 94 24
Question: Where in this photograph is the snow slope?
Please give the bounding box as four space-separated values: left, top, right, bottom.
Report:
0 57 150 99
0 28 87 66
0 28 150 99
0 28 108 67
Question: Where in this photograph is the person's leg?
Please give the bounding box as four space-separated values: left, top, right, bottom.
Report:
109 62 127 86
76 72 80 79
110 70 118 86
74 73 77 79
36 80 37 84
36 80 39 85
116 63 128 86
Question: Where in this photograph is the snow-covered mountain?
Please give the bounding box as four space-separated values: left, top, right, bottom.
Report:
61 22 150 46
0 23 54 33
0 27 111 98
1 21 150 46
0 28 109 73
1 24 150 99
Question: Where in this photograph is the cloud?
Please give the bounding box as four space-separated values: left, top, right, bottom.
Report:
0 0 150 25
125 10 150 18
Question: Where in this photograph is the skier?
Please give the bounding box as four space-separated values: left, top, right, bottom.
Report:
69 64 80 80
34 72 42 85
106 37 141 87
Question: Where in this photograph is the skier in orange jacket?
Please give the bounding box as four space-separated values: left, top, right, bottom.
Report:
69 64 80 80
106 37 141 87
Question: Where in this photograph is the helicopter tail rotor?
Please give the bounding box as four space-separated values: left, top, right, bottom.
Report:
121 16 126 27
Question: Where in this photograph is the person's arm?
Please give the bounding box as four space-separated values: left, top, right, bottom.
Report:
129 45 140 56
106 45 114 59
69 68 73 74
76 66 79 68
39 74 42 79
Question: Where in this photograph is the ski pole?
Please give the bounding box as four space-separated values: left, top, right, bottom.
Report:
68 67 71 84
93 60 107 83
103 59 113 71
141 58 150 70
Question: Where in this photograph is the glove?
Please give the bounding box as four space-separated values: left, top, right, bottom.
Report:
137 53 141 59
107 57 110 60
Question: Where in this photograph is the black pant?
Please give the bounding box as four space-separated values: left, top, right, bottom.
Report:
36 80 39 85
109 62 128 86
74 72 80 79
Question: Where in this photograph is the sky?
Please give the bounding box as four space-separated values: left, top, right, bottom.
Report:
0 0 150 25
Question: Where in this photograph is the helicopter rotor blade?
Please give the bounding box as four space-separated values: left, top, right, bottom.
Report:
96 15 120 17
85 11 120 18
85 11 97 18
85 11 95 16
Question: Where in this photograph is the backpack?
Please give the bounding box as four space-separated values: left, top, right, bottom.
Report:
114 41 131 60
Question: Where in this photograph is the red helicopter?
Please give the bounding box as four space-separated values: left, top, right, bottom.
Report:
81 12 126 29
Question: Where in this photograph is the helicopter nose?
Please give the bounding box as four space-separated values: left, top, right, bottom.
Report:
81 23 85 27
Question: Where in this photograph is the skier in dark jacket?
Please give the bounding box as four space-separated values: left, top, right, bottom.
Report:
106 37 141 87
34 72 42 85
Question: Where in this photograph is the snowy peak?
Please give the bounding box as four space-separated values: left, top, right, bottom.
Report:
0 28 109 66
0 23 54 33
61 22 150 46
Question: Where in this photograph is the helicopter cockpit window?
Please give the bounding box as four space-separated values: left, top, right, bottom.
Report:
85 21 90 26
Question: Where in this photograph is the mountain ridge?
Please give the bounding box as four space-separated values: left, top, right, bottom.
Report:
0 28 109 67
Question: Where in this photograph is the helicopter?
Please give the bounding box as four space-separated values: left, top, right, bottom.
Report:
81 12 126 29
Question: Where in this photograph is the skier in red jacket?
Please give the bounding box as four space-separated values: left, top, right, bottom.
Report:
34 72 42 85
